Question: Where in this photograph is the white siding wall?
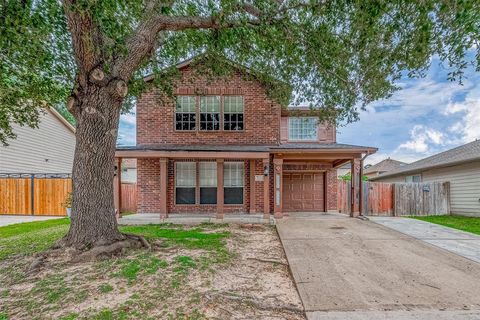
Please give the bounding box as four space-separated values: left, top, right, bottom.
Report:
0 110 75 173
422 161 480 216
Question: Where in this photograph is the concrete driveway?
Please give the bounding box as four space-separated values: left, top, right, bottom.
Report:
277 213 480 320
0 215 63 227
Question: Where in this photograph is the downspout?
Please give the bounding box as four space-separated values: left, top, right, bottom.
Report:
358 152 372 217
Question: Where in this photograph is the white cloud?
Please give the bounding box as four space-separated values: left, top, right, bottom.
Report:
444 93 480 143
396 125 445 153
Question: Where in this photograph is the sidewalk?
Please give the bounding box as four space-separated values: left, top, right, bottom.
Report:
370 216 480 264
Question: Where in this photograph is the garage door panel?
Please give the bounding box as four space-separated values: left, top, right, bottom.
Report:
283 172 324 212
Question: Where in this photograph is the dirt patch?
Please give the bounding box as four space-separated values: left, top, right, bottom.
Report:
0 224 304 319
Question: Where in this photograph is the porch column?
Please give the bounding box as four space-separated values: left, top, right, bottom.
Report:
263 158 270 219
273 158 283 219
359 158 364 216
217 159 224 219
159 158 168 218
249 159 256 213
350 159 360 217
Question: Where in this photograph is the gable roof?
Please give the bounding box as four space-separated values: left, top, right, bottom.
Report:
364 158 406 175
370 140 480 180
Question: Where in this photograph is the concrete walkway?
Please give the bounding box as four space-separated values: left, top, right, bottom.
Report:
0 215 63 227
276 213 480 320
370 217 480 264
118 213 274 225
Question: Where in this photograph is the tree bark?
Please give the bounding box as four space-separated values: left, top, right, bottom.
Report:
62 84 126 249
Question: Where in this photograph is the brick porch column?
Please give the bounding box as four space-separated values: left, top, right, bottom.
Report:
159 158 168 218
263 158 270 219
216 159 224 219
249 159 256 213
273 158 283 219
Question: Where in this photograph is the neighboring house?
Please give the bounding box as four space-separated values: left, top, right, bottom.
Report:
116 56 377 218
371 140 480 216
121 158 137 183
0 108 76 173
337 163 351 179
364 158 407 179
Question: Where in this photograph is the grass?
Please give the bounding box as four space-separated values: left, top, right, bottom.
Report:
410 215 480 235
0 219 231 261
0 219 233 319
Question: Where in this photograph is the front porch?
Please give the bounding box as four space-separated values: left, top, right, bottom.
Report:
114 144 376 220
118 213 275 225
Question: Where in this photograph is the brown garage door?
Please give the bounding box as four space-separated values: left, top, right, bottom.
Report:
283 172 324 212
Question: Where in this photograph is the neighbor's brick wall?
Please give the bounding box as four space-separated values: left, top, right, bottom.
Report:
137 65 282 146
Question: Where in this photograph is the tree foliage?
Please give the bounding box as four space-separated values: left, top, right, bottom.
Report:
1 0 479 145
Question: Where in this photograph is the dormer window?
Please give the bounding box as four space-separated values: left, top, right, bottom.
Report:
288 117 318 141
175 96 196 131
200 96 220 131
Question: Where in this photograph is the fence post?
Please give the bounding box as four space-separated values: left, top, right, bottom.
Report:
30 174 35 215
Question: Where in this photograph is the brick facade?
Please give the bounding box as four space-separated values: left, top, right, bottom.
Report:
134 60 347 216
137 65 281 146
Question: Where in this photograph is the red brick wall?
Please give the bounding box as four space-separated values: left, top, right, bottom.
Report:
137 65 282 146
326 168 338 211
137 158 162 213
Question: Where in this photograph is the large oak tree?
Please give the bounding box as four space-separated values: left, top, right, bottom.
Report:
1 0 479 250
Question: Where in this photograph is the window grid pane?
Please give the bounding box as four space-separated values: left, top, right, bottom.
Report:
175 162 196 187
176 96 196 131
224 96 244 131
199 162 217 187
288 117 317 140
200 96 220 130
224 162 244 187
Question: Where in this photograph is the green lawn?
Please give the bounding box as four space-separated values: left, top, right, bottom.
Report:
0 219 234 319
410 215 480 236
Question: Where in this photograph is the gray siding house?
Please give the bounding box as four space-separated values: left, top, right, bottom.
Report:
0 108 76 173
371 140 480 216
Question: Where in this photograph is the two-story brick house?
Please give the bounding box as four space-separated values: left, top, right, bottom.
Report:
115 56 376 219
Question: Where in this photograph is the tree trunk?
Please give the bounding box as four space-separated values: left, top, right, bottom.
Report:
62 85 125 249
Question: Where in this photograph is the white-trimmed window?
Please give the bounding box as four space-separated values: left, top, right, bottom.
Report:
405 174 421 183
200 96 220 130
288 117 318 141
224 96 244 130
175 96 196 130
199 162 217 204
224 162 244 204
175 162 196 204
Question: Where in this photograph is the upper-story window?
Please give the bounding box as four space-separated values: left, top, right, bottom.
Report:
200 96 220 131
175 96 196 131
288 117 318 141
224 96 244 131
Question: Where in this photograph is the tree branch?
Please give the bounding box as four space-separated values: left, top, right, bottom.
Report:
62 0 104 85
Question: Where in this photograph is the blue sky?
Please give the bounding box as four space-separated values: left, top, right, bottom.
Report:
118 56 480 166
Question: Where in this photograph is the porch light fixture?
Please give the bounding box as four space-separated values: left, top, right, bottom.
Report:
263 165 269 176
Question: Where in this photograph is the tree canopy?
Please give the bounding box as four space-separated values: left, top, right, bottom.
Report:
1 0 479 145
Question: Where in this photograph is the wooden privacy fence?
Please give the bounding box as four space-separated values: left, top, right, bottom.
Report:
120 183 137 213
394 182 450 216
0 174 72 216
337 180 450 216
0 174 137 216
338 180 393 216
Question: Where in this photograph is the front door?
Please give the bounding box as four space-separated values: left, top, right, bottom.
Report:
283 172 325 212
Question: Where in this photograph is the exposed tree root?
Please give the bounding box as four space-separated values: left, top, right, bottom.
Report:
28 233 150 272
